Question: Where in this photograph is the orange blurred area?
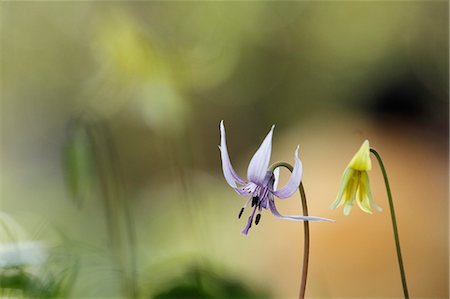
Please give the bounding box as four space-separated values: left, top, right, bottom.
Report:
1 1 448 298
216 115 448 298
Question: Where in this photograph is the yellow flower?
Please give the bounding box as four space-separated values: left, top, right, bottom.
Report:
331 140 382 215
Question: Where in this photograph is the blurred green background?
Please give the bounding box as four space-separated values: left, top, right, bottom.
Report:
1 1 448 298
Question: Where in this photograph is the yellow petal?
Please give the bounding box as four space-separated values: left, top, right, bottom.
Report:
361 171 383 212
355 172 372 214
343 201 354 216
348 140 372 171
330 168 353 209
341 171 359 215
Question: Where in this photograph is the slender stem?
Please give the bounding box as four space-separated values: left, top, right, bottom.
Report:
370 148 409 299
87 122 138 298
298 182 310 299
269 162 309 299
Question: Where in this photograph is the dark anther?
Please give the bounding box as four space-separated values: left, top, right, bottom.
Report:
238 208 244 219
255 213 261 225
251 196 259 207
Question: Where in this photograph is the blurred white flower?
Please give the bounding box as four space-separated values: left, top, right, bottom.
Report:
0 212 48 268
0 241 47 268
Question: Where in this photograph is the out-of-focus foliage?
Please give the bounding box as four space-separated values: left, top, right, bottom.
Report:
153 264 269 299
63 119 96 208
0 214 78 298
0 250 78 299
63 117 138 298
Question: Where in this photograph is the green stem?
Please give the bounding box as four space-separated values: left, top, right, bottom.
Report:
87 122 138 298
370 148 409 299
269 162 309 299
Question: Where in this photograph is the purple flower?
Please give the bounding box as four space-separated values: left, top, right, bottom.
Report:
219 121 333 235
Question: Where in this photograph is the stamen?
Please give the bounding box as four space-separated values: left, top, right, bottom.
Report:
238 208 244 219
251 196 259 207
241 205 257 235
255 213 261 225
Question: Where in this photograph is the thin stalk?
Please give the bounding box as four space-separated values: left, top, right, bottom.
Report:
370 148 409 299
87 122 138 298
298 182 310 299
269 162 309 299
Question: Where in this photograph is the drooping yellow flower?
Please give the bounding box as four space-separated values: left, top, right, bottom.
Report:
331 140 382 215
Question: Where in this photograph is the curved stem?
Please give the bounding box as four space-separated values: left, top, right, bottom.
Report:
298 182 310 299
370 148 409 299
269 162 309 299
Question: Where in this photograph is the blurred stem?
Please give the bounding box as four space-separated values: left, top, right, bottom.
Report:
269 162 309 299
166 127 210 270
86 122 138 299
102 122 138 299
370 148 409 299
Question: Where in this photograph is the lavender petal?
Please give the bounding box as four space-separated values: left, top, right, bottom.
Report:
269 199 335 222
219 121 246 188
247 125 274 185
273 145 302 199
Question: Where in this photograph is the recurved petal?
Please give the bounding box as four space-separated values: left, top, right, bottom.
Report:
269 200 335 222
247 125 274 185
273 145 302 199
219 121 246 188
